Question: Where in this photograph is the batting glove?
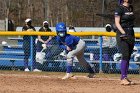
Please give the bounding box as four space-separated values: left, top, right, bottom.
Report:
120 34 128 39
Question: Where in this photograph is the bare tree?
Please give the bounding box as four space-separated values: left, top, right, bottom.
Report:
0 0 140 27
4 0 11 18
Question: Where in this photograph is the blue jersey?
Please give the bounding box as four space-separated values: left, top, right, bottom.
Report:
56 34 80 50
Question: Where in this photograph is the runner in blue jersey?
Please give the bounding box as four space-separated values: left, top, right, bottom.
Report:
56 22 95 79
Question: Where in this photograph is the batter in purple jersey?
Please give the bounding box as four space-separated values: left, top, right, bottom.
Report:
115 0 135 85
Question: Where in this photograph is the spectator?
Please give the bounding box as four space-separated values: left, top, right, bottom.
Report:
36 21 52 60
8 19 15 31
22 18 41 72
68 25 76 32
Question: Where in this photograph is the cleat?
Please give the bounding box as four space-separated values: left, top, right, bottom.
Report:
120 78 130 85
126 78 135 85
24 68 30 72
62 73 74 80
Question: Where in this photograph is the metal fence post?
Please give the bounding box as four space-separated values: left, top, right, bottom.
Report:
30 36 33 71
99 36 103 73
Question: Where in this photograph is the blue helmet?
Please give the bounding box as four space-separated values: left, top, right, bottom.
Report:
56 22 67 37
56 22 67 32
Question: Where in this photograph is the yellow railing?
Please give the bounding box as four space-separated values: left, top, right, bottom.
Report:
0 31 140 38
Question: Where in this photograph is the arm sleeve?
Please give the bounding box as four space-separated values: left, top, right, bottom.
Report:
115 6 123 17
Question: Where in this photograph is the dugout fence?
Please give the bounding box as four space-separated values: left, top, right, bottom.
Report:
0 31 140 74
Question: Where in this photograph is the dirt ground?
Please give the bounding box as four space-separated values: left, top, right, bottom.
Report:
0 71 140 93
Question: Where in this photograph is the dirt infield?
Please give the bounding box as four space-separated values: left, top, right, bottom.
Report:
0 71 140 93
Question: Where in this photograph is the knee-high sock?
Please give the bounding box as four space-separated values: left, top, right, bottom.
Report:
125 61 129 77
66 58 73 73
121 60 128 80
66 65 72 73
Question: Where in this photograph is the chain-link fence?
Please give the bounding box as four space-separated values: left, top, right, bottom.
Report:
0 35 140 74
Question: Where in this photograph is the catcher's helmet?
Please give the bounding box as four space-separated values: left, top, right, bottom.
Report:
113 53 122 61
134 54 140 62
105 24 117 32
105 24 112 32
131 46 138 58
133 46 138 52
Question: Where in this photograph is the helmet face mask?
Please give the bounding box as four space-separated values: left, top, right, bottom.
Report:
134 54 140 62
113 53 122 61
57 31 66 37
105 24 112 32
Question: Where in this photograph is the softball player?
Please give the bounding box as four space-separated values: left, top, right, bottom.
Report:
115 0 135 85
55 22 94 79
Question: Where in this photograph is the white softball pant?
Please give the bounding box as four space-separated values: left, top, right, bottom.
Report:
67 39 89 67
